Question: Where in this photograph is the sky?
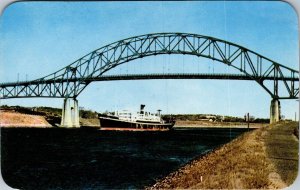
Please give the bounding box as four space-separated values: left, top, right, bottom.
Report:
0 1 299 119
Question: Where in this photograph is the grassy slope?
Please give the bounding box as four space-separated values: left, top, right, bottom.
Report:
149 121 298 189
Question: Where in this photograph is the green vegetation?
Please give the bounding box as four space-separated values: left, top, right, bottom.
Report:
0 105 98 119
36 107 61 116
1 105 270 123
0 105 47 116
79 109 98 119
164 114 269 123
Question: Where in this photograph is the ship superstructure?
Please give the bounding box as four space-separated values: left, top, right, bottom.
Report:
99 105 175 131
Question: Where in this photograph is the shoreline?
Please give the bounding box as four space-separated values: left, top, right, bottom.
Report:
174 120 267 128
0 125 264 129
1 109 269 128
148 121 298 189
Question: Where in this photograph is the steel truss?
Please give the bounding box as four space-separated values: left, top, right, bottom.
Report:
0 33 299 99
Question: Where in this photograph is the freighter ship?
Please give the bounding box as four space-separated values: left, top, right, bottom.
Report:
98 105 175 131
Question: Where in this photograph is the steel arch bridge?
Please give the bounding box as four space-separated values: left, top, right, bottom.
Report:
1 32 298 126
0 32 298 100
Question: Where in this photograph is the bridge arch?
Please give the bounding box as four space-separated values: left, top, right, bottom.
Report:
37 32 298 99
0 33 298 100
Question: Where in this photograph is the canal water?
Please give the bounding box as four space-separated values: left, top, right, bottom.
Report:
1 127 250 189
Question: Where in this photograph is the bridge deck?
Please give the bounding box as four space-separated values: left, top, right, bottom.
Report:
0 73 298 87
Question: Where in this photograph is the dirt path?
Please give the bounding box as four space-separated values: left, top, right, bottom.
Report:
148 121 298 189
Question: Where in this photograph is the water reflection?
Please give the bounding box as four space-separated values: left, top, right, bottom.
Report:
1 127 250 189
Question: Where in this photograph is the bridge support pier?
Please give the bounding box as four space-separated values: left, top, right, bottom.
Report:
270 99 281 124
60 98 80 128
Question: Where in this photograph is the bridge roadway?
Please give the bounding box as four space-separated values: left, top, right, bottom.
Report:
0 73 298 87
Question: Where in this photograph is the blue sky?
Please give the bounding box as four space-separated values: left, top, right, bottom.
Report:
0 1 298 119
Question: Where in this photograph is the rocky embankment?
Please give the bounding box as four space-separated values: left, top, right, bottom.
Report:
149 121 298 189
0 111 52 127
80 118 100 127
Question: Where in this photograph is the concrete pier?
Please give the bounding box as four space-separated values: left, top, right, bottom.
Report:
270 99 280 124
60 98 80 128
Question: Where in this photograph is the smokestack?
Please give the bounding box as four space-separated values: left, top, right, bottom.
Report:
140 104 145 114
157 109 162 117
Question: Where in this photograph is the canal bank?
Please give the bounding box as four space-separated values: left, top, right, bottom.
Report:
174 120 266 128
149 121 298 189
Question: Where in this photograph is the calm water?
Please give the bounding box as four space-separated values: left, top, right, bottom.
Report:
1 127 250 189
